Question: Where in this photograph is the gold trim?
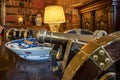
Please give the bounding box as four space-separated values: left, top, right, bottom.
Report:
6 29 10 41
24 30 27 38
13 30 16 38
99 72 116 80
62 50 88 80
62 31 120 80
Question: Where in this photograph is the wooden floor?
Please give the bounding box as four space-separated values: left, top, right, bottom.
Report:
0 43 60 80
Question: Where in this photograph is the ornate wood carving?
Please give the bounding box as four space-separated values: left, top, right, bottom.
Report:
82 12 92 31
95 9 108 31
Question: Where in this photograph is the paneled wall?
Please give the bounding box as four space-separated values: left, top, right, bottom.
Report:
74 0 120 33
57 0 120 33
57 0 81 31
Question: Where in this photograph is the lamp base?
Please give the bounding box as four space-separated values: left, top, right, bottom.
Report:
49 23 60 32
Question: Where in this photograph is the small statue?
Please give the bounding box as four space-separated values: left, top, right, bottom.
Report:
35 14 42 26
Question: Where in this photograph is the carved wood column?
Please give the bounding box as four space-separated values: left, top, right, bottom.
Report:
91 10 96 31
1 0 6 26
79 14 82 29
108 6 114 33
113 5 117 31
112 1 120 32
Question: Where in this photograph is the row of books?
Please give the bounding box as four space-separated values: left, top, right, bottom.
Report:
6 1 30 8
6 7 25 14
31 0 44 8
5 15 18 22
6 7 42 15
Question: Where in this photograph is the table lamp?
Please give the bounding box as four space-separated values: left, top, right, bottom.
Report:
44 5 65 32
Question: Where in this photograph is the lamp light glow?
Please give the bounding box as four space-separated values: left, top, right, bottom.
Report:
18 17 23 23
44 6 65 32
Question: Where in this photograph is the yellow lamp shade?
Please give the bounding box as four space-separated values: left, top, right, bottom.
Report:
44 5 65 23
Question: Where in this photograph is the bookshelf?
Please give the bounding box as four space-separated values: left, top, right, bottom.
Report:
5 0 31 26
0 0 56 26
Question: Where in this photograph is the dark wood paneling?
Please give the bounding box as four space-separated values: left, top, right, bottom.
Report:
75 0 120 33
95 8 108 31
82 12 92 31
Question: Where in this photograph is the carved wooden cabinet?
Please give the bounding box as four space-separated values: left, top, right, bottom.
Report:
75 0 120 33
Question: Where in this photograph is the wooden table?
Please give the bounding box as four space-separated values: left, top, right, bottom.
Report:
0 43 59 80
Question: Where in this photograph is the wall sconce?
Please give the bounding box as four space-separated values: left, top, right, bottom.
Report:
44 5 65 32
18 17 23 24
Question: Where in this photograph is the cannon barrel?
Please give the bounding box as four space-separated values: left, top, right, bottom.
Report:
34 29 96 44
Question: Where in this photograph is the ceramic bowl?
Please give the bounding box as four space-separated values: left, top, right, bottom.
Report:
5 38 51 61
